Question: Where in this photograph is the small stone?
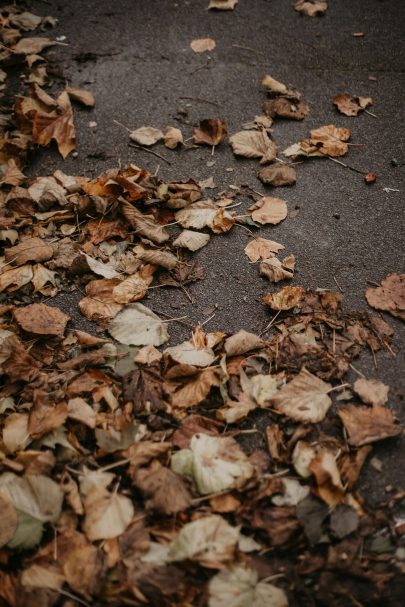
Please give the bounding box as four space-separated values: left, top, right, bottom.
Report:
333 213 340 219
391 158 399 167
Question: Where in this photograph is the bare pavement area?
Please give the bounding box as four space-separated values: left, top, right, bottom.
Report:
0 0 404 605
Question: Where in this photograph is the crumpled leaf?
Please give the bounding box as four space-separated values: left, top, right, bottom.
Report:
260 254 295 282
0 264 33 293
244 237 284 262
248 196 288 225
284 125 351 159
121 200 170 243
271 478 310 506
224 330 264 356
2 413 30 453
82 484 134 541
175 201 234 233
365 273 405 320
165 338 216 367
173 229 210 251
167 515 239 563
66 86 95 107
258 163 297 186
209 565 289 607
31 264 57 295
294 1 328 17
310 448 344 506
4 237 53 267
229 130 277 164
171 433 254 495
132 461 191 514
263 285 306 310
108 303 169 346
208 0 238 9
261 75 288 94
338 405 402 446
190 38 216 53
264 97 309 120
13 302 70 337
272 368 332 423
112 272 152 304
333 93 373 116
12 37 55 55
164 126 183 149
353 377 389 407
194 119 228 146
129 126 164 146
134 244 178 270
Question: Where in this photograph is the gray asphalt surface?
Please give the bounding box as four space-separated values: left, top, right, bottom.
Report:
26 0 404 504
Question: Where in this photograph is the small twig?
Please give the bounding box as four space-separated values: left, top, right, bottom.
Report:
326 383 350 394
365 109 378 118
233 223 256 237
232 44 265 57
327 156 366 175
190 58 212 75
366 279 380 287
161 315 189 323
349 363 365 378
200 312 216 327
151 309 193 328
128 142 171 165
333 275 344 293
58 589 90 607
260 310 282 336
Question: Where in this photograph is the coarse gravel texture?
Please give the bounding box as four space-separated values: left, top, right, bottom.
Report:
22 0 405 505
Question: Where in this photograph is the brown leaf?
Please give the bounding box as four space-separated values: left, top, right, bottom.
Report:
294 1 328 17
164 126 183 149
0 265 33 293
31 90 76 159
263 285 306 310
133 461 191 514
272 368 332 423
248 196 288 225
338 405 402 446
364 172 377 184
13 303 70 337
258 163 297 186
194 119 228 146
190 38 216 53
365 273 405 320
229 129 277 164
224 330 264 356
63 545 105 600
244 237 284 262
172 414 222 448
28 401 68 439
263 97 309 120
4 237 53 267
66 86 95 107
260 254 295 283
82 485 134 541
0 495 18 547
79 278 123 321
333 93 373 117
353 378 389 407
0 159 26 187
208 0 238 9
12 37 56 54
121 200 170 244
167 368 220 409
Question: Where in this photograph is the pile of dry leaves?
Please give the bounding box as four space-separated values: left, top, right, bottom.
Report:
0 4 404 607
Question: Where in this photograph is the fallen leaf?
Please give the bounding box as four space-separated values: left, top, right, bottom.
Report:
310 448 344 506
171 433 254 495
284 125 351 159
132 461 191 514
244 237 284 262
63 544 104 600
112 272 152 304
292 441 317 478
9 11 43 31
365 273 405 320
209 565 289 607
129 126 164 146
108 303 169 346
248 196 288 225
263 285 306 310
194 119 228 146
0 495 18 548
272 478 310 506
31 264 57 295
66 86 95 107
208 0 238 9
13 303 70 337
294 1 328 17
12 37 55 54
164 126 183 149
338 405 402 446
224 330 264 356
173 229 211 251
4 237 53 267
353 378 389 407
134 344 162 365
260 254 295 282
167 515 239 563
21 565 65 591
121 200 170 243
165 337 215 367
79 278 123 321
134 244 178 270
333 93 373 117
263 97 309 120
261 75 288 94
229 130 277 164
364 172 377 184
190 38 216 53
0 265 33 293
83 485 134 541
175 201 234 232
272 368 332 423
2 413 31 453
329 504 359 539
258 163 297 186
67 397 97 428
167 368 220 409
29 89 76 159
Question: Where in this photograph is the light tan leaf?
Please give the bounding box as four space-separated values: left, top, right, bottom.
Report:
292 441 317 478
167 515 239 563
2 413 31 453
209 565 288 607
165 339 216 367
338 405 402 446
365 273 405 320
260 254 295 283
9 11 43 31
129 126 164 146
83 253 121 278
134 345 162 365
13 303 69 337
83 485 134 541
79 278 123 321
190 38 216 53
121 200 170 244
283 124 351 159
272 368 332 423
224 330 264 356
66 86 95 107
13 37 55 55
31 263 57 295
0 495 18 548
173 230 211 251
244 237 284 262
0 158 26 186
175 201 234 233
133 244 178 270
248 196 287 225
353 378 389 407
21 565 65 591
258 163 297 186
229 130 277 164
294 1 328 17
108 303 169 346
67 397 97 428
4 237 53 267
164 126 183 149
0 473 63 523
263 285 306 310
208 0 238 9
310 449 345 506
261 75 288 94
0 265 33 293
112 272 152 304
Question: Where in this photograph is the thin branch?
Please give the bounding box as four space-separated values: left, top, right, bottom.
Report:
128 143 171 165
327 156 366 175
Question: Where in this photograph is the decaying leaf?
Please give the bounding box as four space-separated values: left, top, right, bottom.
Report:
13 303 70 337
209 566 289 607
173 229 210 251
208 0 238 9
272 368 332 423
261 75 288 95
0 495 18 548
190 38 216 53
129 126 164 146
260 254 295 282
224 330 264 356
283 125 351 159
248 196 288 225
0 265 34 293
194 119 228 146
4 237 53 267
338 405 402 446
175 201 234 233
365 273 405 320
353 377 389 407
263 97 309 121
164 126 183 149
333 93 373 117
258 163 297 186
66 86 95 107
294 1 328 17
132 462 191 514
244 237 284 262
172 433 254 494
229 130 277 164
83 485 134 541
108 303 169 346
263 285 306 310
